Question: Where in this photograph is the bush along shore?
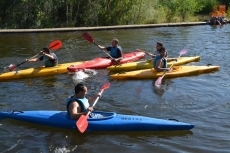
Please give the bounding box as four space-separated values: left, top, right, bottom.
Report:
0 0 229 29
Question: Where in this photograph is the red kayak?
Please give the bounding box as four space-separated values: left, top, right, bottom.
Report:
67 52 145 72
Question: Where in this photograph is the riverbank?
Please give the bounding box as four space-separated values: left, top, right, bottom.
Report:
0 22 210 33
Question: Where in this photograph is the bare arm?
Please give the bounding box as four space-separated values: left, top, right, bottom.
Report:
98 45 107 50
27 58 40 62
88 92 101 103
68 101 88 120
42 52 54 59
154 59 170 72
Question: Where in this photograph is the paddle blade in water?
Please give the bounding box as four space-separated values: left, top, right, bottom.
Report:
155 77 162 86
76 114 89 133
49 40 62 50
82 32 94 43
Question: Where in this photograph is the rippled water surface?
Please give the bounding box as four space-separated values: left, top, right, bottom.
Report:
0 25 230 153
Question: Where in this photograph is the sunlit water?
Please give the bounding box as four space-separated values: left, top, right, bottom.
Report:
0 25 230 153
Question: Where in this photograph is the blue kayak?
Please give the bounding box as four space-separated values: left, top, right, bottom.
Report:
0 110 194 131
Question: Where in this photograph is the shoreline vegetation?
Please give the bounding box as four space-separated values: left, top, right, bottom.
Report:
0 0 229 29
0 22 210 33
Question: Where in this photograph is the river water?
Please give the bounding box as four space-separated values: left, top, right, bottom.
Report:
0 25 230 153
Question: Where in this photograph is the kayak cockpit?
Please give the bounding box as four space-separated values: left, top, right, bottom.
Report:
87 111 116 121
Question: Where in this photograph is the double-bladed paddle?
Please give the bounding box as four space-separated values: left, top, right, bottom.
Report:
4 40 62 72
76 83 110 133
82 32 120 65
154 49 188 86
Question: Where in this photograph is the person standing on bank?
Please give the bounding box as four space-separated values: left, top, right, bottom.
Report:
66 83 102 120
26 47 58 67
98 38 123 62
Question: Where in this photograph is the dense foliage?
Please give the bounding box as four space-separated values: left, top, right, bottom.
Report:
0 0 228 29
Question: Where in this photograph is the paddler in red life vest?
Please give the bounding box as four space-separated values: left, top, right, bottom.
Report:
154 47 177 72
98 38 123 62
26 47 58 67
66 83 102 120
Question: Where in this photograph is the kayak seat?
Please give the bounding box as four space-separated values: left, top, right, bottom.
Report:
87 111 116 121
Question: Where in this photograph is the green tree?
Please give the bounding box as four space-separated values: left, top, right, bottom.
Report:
175 0 204 21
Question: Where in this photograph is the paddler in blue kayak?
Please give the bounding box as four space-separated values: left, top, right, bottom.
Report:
66 83 102 120
154 47 177 72
26 47 58 67
98 38 123 62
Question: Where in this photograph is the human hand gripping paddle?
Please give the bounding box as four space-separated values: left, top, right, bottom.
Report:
76 83 110 133
4 40 62 72
154 49 188 87
82 32 120 65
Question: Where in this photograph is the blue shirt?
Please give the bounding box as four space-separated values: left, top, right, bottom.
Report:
106 46 122 58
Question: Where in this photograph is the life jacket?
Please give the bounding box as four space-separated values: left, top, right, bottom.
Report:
66 96 89 116
110 46 122 58
153 55 167 68
44 53 58 67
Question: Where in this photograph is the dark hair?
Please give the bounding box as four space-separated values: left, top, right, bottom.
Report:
75 83 86 94
159 47 165 52
43 47 50 53
157 42 163 47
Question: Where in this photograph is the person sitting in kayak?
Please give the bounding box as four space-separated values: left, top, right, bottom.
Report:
156 42 168 58
26 47 58 67
154 47 177 72
148 42 168 58
98 38 123 62
66 83 102 120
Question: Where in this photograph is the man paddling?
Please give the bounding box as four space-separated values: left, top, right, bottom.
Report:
154 47 177 72
26 47 58 67
98 38 123 62
66 83 102 120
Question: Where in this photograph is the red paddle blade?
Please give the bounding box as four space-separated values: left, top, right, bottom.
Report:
4 64 16 72
49 40 62 50
101 82 110 90
82 32 94 43
76 114 88 133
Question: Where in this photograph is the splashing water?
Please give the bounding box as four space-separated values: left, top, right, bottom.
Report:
71 69 97 83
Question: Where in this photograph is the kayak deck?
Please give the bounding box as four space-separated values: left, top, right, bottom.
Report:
107 56 201 71
0 110 194 131
67 51 145 72
110 65 220 80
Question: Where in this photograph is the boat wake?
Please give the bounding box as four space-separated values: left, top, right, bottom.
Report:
71 69 97 83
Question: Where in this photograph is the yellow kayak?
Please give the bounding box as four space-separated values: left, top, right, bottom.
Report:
110 65 220 80
0 61 83 81
107 56 200 71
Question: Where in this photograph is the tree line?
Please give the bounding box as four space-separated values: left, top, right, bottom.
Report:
0 0 228 29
